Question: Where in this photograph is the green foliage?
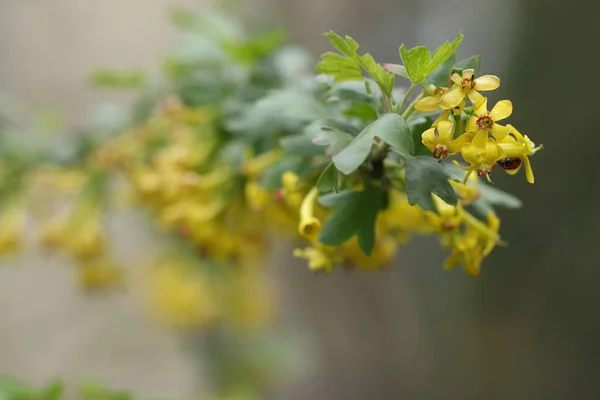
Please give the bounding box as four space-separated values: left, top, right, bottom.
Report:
316 32 395 96
316 162 340 194
470 182 523 216
318 186 387 255
405 157 458 211
425 54 456 87
89 70 147 89
0 377 63 400
399 31 463 84
310 125 355 157
332 113 412 174
455 55 481 73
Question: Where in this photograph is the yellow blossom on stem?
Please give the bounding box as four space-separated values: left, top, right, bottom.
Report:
455 131 505 182
465 99 513 142
297 187 321 242
422 120 470 160
415 87 447 112
293 244 336 273
498 124 540 184
440 69 500 109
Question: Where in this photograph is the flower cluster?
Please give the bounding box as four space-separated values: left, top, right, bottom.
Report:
416 68 542 183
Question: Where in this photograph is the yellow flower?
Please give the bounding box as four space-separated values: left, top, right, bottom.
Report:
422 120 471 159
245 180 271 211
456 132 505 182
144 262 216 328
449 178 480 205
443 212 501 276
415 87 447 112
76 257 126 292
498 124 540 184
298 187 321 242
0 206 25 255
440 69 500 109
341 236 398 269
429 195 464 232
293 244 336 273
465 99 513 142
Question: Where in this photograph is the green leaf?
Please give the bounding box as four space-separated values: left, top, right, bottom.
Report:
332 113 412 174
382 63 408 79
260 158 308 190
399 31 463 84
318 32 394 96
455 55 481 73
280 133 324 157
318 186 386 255
427 31 464 77
316 53 363 81
316 162 340 193
311 126 354 157
324 80 377 104
478 183 523 209
405 157 458 211
399 45 431 83
324 31 360 58
89 70 146 89
425 54 456 87
342 103 378 122
359 54 395 96
407 116 435 156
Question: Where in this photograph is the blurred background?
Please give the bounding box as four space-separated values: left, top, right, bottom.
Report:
0 0 597 399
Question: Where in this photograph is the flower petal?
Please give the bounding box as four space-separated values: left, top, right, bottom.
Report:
467 91 486 108
491 124 510 141
523 156 535 184
472 130 488 148
465 116 478 133
474 99 489 116
474 75 500 90
450 73 463 86
415 95 441 112
489 100 513 121
448 132 474 153
440 87 466 109
463 69 475 80
437 120 455 141
421 127 438 150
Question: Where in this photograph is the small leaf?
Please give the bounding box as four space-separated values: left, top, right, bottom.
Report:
426 31 464 77
455 55 481 73
324 31 360 58
425 54 456 87
316 53 363 81
332 113 412 174
382 63 408 78
318 186 386 255
405 157 458 211
311 126 354 157
316 162 340 193
399 45 431 83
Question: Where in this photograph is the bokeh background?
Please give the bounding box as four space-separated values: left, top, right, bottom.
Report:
0 0 597 399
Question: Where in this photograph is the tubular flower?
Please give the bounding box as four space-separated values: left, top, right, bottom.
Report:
498 124 540 184
465 99 513 142
449 178 480 205
456 132 505 182
440 69 500 109
298 187 322 242
422 120 470 159
293 244 336 273
430 195 464 232
443 212 501 277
